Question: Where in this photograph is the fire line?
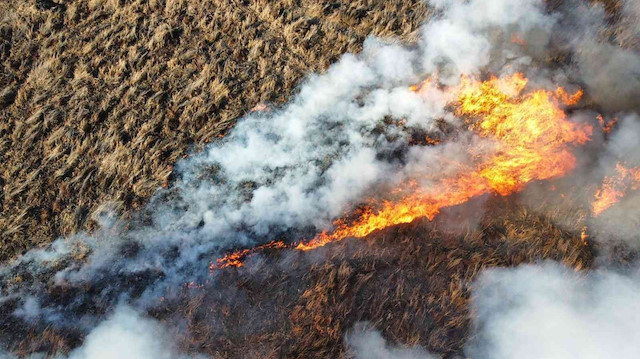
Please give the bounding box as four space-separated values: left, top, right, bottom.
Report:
211 73 594 270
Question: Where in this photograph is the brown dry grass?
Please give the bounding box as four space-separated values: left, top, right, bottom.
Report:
0 0 429 261
6 195 593 358
0 0 634 357
0 0 632 260
198 196 591 358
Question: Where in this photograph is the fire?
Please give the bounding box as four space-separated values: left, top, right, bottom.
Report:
250 102 270 112
425 136 441 145
511 33 527 45
581 226 589 245
297 73 591 250
212 73 593 267
592 163 640 216
210 241 286 271
597 115 618 134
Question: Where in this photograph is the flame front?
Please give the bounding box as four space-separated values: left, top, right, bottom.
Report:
298 73 591 251
213 73 593 266
592 163 640 216
210 241 286 270
597 115 618 134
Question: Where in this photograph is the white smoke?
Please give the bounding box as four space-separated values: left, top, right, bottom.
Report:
350 263 640 359
468 263 640 359
65 305 202 359
1 0 640 356
347 324 439 359
575 40 640 112
605 114 640 165
551 0 640 113
584 113 640 247
616 0 640 49
1 0 559 299
1 305 204 359
421 0 553 82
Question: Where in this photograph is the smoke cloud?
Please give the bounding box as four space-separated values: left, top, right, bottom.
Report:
64 306 195 359
2 0 640 356
469 263 640 359
350 263 640 359
575 40 640 112
1 305 205 359
347 324 439 359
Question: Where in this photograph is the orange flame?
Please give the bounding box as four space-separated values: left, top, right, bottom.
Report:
597 115 618 134
410 74 438 95
511 33 528 45
592 163 640 216
210 241 286 271
581 226 589 245
211 73 592 268
426 137 440 145
250 103 270 112
297 73 591 250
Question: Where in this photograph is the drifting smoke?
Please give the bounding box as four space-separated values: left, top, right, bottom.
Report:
584 112 640 246
580 0 640 113
350 263 640 359
1 305 204 359
62 305 206 359
469 263 640 358
347 324 439 359
2 0 640 356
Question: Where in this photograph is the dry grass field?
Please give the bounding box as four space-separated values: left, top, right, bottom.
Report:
0 0 428 261
0 0 636 357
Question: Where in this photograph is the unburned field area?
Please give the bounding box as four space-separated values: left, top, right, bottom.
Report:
0 0 428 261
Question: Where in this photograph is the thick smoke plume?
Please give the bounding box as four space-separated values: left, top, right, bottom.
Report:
347 324 439 359
469 263 640 358
350 263 640 358
1 305 203 359
2 0 640 356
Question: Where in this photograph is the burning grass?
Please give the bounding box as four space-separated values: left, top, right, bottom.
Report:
212 72 594 267
592 163 640 216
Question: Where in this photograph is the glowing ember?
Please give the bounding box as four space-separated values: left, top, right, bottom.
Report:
511 33 527 45
581 226 589 245
425 136 441 145
250 103 270 112
592 163 640 216
597 115 618 134
210 241 286 271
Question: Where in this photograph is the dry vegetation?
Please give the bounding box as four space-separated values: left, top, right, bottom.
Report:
169 195 592 358
0 0 636 357
0 0 429 261
7 194 593 357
